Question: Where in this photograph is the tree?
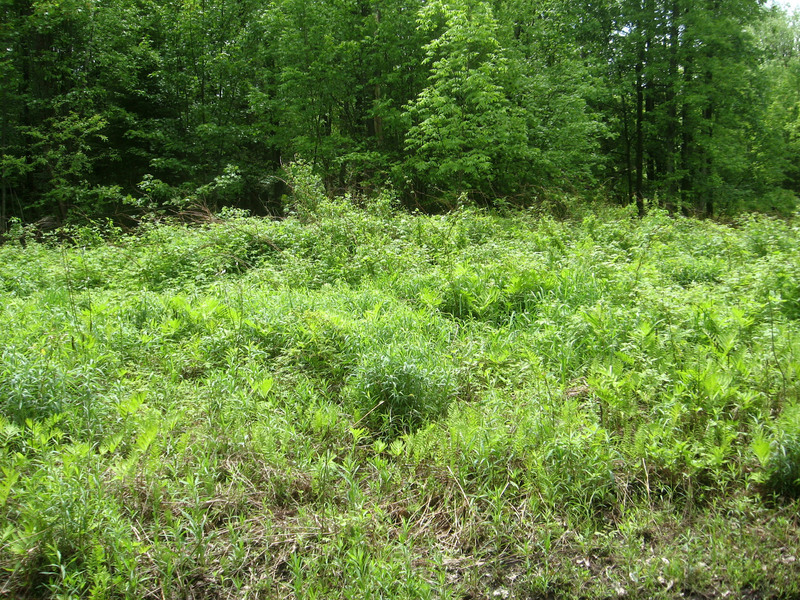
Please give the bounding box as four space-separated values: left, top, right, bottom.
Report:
596 0 775 214
749 6 800 208
403 0 527 200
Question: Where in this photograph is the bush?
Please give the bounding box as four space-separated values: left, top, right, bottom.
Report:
765 404 800 498
347 345 455 437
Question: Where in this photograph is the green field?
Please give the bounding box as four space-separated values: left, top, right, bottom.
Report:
1 198 799 598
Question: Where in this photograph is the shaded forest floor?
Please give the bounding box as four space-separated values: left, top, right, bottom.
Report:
1 199 800 598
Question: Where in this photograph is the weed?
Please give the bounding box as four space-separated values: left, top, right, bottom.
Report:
2 203 800 598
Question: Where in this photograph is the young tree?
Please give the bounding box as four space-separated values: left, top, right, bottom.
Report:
404 0 529 200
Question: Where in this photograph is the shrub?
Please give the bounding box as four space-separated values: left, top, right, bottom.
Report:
347 345 455 437
0 350 75 425
765 404 800 498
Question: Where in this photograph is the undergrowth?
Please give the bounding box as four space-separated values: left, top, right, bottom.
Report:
1 195 799 598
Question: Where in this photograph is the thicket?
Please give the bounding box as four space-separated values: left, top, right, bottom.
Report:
1 195 799 598
1 0 799 229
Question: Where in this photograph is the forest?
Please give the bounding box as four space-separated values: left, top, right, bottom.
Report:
1 0 799 227
2 1 800 599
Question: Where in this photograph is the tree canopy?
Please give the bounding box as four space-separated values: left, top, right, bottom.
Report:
1 0 798 226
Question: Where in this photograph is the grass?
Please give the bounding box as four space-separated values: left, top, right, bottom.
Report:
1 194 800 598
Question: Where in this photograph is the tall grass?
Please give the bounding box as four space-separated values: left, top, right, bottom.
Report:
1 200 799 598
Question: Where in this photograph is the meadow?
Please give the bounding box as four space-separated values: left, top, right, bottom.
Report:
1 194 799 598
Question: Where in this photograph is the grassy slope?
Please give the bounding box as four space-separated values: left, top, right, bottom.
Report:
1 199 799 599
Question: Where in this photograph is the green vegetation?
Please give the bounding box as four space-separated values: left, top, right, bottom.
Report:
2 0 800 228
2 195 799 598
3 0 800 595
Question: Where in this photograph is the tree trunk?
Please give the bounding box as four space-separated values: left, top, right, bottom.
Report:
635 58 645 216
680 36 693 206
373 7 384 144
664 0 680 199
703 73 714 217
621 91 634 204
1 79 7 231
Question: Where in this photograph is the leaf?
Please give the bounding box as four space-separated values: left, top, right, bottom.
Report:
135 421 159 453
752 431 772 468
252 377 274 399
0 467 20 507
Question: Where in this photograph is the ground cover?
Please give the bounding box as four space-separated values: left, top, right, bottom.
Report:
1 198 799 599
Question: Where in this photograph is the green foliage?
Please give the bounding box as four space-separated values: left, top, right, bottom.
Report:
404 0 527 197
2 0 797 224
348 344 456 437
2 206 800 598
765 404 800 498
283 159 327 221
